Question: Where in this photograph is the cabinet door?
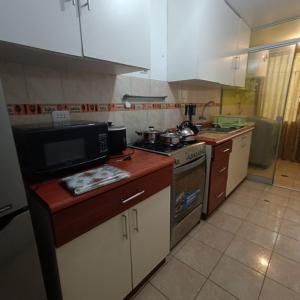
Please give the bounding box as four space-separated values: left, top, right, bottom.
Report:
0 0 82 56
226 132 252 196
56 211 132 300
79 0 150 68
234 20 251 87
238 132 252 180
130 187 170 288
197 0 239 85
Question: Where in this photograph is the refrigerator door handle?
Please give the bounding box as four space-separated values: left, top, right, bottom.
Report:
0 204 13 214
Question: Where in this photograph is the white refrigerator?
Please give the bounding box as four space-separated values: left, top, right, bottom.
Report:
0 81 47 300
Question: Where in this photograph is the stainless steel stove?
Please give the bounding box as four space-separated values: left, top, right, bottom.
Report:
130 141 206 167
131 141 206 248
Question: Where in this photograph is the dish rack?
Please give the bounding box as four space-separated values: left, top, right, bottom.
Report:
213 115 247 129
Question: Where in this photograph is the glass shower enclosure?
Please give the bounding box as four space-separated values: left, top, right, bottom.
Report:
246 45 296 184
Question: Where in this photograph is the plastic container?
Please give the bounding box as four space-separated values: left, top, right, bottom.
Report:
213 115 247 128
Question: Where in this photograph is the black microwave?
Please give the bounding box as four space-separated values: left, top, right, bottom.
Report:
13 121 109 178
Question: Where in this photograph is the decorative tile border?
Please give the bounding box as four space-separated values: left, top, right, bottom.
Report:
7 102 220 116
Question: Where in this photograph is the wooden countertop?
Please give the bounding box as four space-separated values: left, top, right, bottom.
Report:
196 125 255 145
32 149 174 214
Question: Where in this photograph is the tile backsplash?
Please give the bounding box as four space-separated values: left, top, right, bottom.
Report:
0 61 221 143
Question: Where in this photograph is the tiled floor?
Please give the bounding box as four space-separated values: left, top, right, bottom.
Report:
132 180 300 300
274 160 300 190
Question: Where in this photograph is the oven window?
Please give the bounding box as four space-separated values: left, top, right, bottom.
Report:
44 139 86 167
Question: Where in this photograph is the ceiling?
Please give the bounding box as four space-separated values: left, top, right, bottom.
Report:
225 0 300 28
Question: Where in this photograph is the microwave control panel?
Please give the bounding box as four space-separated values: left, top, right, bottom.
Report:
98 133 108 153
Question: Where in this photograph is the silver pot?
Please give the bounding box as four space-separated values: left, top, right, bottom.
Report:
160 131 181 145
136 126 161 144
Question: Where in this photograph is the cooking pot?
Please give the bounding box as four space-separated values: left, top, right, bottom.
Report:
136 126 162 144
160 131 181 145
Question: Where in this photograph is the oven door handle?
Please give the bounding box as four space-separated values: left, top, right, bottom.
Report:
174 156 206 175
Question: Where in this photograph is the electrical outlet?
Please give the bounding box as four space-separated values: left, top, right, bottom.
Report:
52 111 70 123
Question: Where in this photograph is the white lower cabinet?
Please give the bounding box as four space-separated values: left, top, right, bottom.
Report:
130 187 170 287
226 132 252 196
56 187 170 300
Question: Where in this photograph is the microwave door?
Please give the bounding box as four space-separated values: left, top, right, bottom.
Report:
0 81 27 217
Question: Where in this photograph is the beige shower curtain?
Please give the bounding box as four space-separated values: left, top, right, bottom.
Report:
257 45 295 121
279 50 300 162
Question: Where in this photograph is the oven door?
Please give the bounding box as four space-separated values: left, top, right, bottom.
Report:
171 155 206 226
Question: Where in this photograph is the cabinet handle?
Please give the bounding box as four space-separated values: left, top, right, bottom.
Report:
72 0 76 6
122 215 128 239
122 190 145 204
133 209 139 232
222 148 231 153
219 167 227 173
217 192 225 199
82 0 91 10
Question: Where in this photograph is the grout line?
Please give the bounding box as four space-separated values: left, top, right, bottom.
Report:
192 221 238 300
148 281 171 300
258 219 282 299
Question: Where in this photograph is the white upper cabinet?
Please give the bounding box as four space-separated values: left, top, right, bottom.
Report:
0 0 150 71
79 0 150 69
167 0 250 87
0 0 82 56
234 20 251 87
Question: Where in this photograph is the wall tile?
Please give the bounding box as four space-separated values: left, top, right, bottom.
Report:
0 62 29 103
112 75 131 102
24 65 64 103
130 77 151 97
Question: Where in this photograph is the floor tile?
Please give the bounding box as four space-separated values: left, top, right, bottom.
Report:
275 234 300 263
175 238 222 276
262 192 289 206
265 186 291 197
195 280 237 300
253 200 286 218
227 191 258 208
132 283 168 300
191 222 234 252
171 233 192 256
284 208 300 224
150 257 206 300
219 202 251 219
280 220 300 241
290 190 300 200
237 186 262 198
241 180 267 191
225 236 272 274
246 210 281 232
267 253 300 293
260 278 300 300
288 199 300 212
210 255 264 300
207 210 243 234
237 221 278 250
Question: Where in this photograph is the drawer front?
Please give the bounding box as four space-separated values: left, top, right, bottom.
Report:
208 185 226 214
53 165 173 247
213 140 232 159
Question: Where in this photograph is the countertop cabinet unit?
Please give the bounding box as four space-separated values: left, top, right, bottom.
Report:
56 187 170 300
206 140 232 216
79 0 150 68
226 131 252 196
167 0 250 86
0 0 82 56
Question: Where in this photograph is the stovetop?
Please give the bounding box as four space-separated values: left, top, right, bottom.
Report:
130 141 206 168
